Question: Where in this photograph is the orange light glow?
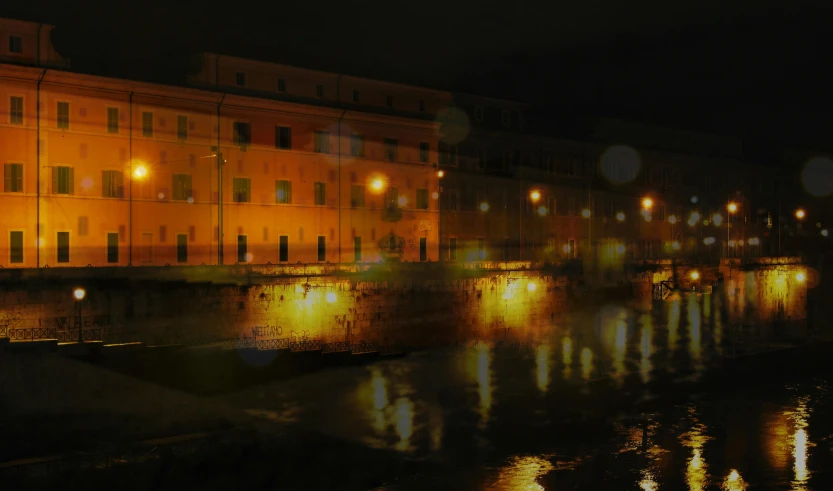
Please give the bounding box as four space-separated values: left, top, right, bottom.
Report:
641 197 653 209
795 209 806 220
132 165 148 179
529 190 541 202
73 287 86 300
727 202 738 213
370 178 385 192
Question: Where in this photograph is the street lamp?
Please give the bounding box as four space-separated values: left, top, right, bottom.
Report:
529 190 541 203
480 202 489 212
641 197 653 221
727 202 738 258
73 287 86 343
795 208 806 220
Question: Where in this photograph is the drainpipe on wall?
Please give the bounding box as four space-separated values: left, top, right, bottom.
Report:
36 68 46 268
217 94 226 265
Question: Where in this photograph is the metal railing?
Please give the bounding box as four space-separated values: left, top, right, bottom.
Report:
8 328 57 341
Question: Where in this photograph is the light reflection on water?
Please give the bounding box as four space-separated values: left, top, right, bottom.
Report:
469 343 494 429
682 407 711 491
668 298 681 355
535 344 550 394
561 335 573 380
612 318 627 386
791 396 811 490
491 455 554 491
687 294 703 372
639 313 653 383
580 347 594 381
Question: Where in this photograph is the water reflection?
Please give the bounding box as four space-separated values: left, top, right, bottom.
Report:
363 366 415 451
393 397 414 451
469 343 494 428
639 470 659 491
562 335 573 380
535 344 550 394
722 469 748 491
668 298 681 354
581 347 594 381
682 407 711 491
612 319 627 386
687 294 703 371
492 455 554 491
792 396 810 489
371 367 388 432
639 314 653 383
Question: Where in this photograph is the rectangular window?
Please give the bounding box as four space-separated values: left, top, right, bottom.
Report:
176 234 187 263
106 107 118 133
419 142 429 163
449 238 457 261
57 102 69 129
385 187 399 209
474 106 484 121
317 236 326 261
277 78 286 92
352 89 360 102
314 131 330 153
354 236 362 262
416 188 429 210
102 170 124 198
107 232 119 263
141 111 153 137
316 84 324 98
4 163 23 192
439 141 457 166
57 231 70 263
384 138 398 162
351 184 365 208
386 95 393 108
237 235 248 263
172 174 192 201
52 166 74 195
9 35 22 54
275 126 291 149
232 122 251 146
9 96 23 125
477 238 485 260
235 72 246 86
9 231 23 264
478 148 487 171
502 150 513 169
351 134 364 157
314 182 326 206
420 237 427 262
418 99 425 112
276 180 292 204
176 115 187 141
448 189 459 211
279 235 288 262
233 177 251 203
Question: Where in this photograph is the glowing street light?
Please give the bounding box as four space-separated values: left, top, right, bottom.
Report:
73 287 86 300
73 287 86 344
641 197 653 209
795 208 806 220
479 202 490 212
727 202 738 214
581 208 591 218
436 170 445 178
370 178 385 192
690 270 700 281
529 190 541 203
616 212 626 222
132 165 148 179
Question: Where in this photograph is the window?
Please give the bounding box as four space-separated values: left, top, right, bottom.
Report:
316 84 324 98
4 163 23 192
9 231 23 264
275 180 292 204
142 112 153 137
351 184 365 208
233 177 251 203
102 170 124 198
418 99 425 112
279 235 288 262
9 96 23 125
57 231 70 263
386 95 393 108
275 126 291 149
352 90 360 103
277 78 286 92
420 237 427 262
416 188 429 210
235 72 246 86
314 182 326 206
385 187 399 209
419 142 429 163
177 115 188 141
9 35 22 54
314 131 330 153
448 189 459 211
501 110 511 126
474 105 484 121
354 237 362 262
107 107 119 133
107 233 119 263
384 138 398 162
172 174 192 201
438 141 457 166
351 134 365 157
317 236 326 262
237 235 248 263
52 166 74 194
57 102 69 129
176 234 187 263
449 238 457 261
232 121 251 146
502 150 513 169
478 148 487 171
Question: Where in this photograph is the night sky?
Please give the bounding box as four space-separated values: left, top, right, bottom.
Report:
5 0 833 147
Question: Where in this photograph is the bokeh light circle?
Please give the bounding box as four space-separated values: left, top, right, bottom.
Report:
599 145 641 185
801 157 833 197
435 106 470 145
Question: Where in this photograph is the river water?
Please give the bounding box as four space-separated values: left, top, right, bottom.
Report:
218 292 833 490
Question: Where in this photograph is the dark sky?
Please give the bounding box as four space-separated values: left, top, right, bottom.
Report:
6 0 833 146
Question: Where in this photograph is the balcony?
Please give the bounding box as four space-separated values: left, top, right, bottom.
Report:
381 206 403 222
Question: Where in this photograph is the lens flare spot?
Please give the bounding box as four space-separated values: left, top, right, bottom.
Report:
802 157 833 197
600 145 641 184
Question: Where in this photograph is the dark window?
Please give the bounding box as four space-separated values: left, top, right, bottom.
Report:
416 188 429 210
314 182 326 206
418 100 425 112
52 166 74 194
419 142 429 163
351 184 365 208
438 141 457 166
107 233 119 263
352 90 360 103
4 163 23 192
478 148 487 171
237 235 248 262
420 237 427 262
57 231 70 263
384 138 398 162
235 72 246 86
474 106 484 121
176 115 187 140
386 95 393 107
316 84 324 98
106 107 118 133
275 180 292 204
9 35 22 54
172 174 192 201
9 231 23 264
57 102 69 129
317 236 326 261
9 96 23 125
102 170 124 198
279 235 288 262
233 177 251 203
314 131 330 153
232 122 251 146
142 112 153 137
449 238 457 261
277 78 286 92
385 187 399 210
176 234 187 263
354 237 362 262
351 134 364 157
275 126 291 149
